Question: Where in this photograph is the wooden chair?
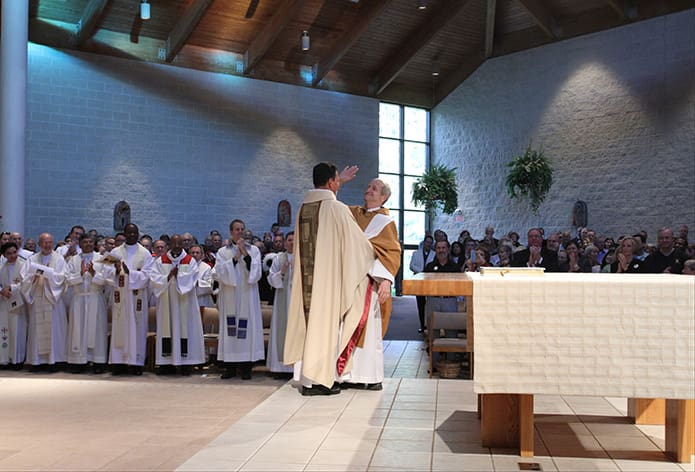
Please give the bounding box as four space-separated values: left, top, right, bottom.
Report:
429 311 471 379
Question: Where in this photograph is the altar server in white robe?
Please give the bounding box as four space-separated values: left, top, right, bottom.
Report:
21 233 67 369
149 235 205 375
102 223 153 375
212 219 264 380
189 244 214 318
65 234 108 371
266 232 294 375
0 243 28 368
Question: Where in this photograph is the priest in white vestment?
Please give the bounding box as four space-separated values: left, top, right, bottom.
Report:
20 233 68 369
190 244 214 314
0 242 28 368
266 232 294 375
149 235 205 375
9 232 34 261
340 177 401 390
212 219 264 380
65 235 109 371
102 223 153 375
284 163 375 395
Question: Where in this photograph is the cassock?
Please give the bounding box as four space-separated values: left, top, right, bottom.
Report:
266 251 293 373
212 242 264 363
21 251 67 365
150 250 205 366
0 258 27 365
284 189 374 388
103 243 153 366
65 252 109 364
340 206 401 385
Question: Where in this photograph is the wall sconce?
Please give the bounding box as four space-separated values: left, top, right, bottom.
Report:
417 0 427 10
301 30 310 51
140 1 151 20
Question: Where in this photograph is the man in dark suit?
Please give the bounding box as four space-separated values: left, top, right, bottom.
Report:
512 228 559 272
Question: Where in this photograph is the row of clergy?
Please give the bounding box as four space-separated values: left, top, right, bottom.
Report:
0 226 292 377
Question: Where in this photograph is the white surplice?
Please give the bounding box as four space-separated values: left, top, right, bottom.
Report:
149 250 205 366
103 243 153 366
21 252 67 365
212 243 264 363
0 258 27 365
65 252 109 364
266 251 293 373
196 260 214 308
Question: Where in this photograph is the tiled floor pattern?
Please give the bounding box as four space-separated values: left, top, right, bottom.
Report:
178 377 694 472
1 340 693 471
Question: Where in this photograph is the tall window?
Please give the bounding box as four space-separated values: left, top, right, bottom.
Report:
378 103 430 288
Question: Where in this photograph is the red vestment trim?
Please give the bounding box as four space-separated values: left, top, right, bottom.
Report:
160 254 193 265
336 279 373 377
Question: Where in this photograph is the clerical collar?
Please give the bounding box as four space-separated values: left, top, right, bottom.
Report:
366 206 381 212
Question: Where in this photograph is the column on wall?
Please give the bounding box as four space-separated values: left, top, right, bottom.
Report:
0 1 28 233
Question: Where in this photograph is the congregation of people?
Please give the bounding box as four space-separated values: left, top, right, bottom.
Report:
409 224 694 333
2 213 692 389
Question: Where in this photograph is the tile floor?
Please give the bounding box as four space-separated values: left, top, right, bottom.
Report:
1 340 693 471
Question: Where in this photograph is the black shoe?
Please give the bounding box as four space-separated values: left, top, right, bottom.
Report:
366 382 383 391
301 383 341 396
179 365 191 376
240 362 252 380
93 364 106 374
130 365 143 376
220 367 236 379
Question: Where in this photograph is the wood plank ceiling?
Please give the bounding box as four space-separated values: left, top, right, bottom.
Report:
14 0 695 108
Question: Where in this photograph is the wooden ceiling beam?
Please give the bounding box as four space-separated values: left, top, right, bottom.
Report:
165 0 213 63
434 53 484 106
516 0 556 39
605 0 638 21
243 0 309 74
75 0 109 46
484 0 497 59
371 0 473 96
312 0 394 87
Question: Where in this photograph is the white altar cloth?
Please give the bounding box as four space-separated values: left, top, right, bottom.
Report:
471 272 695 399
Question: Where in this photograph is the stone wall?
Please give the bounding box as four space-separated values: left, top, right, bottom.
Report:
432 10 695 245
26 44 377 241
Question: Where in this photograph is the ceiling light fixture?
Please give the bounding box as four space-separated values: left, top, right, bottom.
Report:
432 63 440 76
140 1 151 20
301 30 310 51
417 0 427 10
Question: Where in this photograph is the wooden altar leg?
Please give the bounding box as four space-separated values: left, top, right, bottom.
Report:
519 394 534 457
665 399 694 463
628 398 665 425
480 394 534 456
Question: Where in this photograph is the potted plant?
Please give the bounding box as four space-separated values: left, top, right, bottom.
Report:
412 164 458 215
505 146 553 213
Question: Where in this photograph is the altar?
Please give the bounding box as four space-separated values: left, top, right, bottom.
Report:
402 271 695 462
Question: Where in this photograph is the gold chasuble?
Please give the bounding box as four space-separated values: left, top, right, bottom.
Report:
350 206 401 337
284 189 374 388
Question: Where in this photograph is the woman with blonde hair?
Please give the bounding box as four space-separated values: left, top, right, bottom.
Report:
610 237 643 273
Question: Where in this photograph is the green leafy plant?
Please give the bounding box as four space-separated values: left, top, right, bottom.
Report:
505 146 553 213
412 164 458 215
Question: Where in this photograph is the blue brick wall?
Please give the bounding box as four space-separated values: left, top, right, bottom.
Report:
26 45 378 241
432 10 695 244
